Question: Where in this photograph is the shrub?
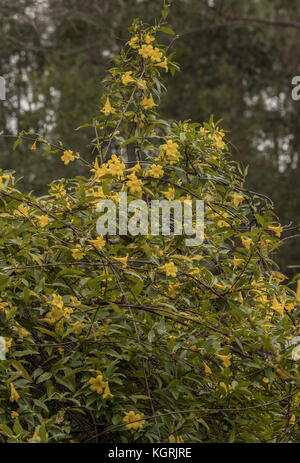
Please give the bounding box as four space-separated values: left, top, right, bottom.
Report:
0 11 299 443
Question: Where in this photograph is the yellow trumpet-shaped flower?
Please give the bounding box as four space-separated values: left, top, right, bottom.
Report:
272 296 285 316
71 245 84 260
113 255 129 269
217 353 232 368
9 383 20 402
123 411 145 430
36 214 49 227
147 164 164 178
268 224 283 238
232 192 244 207
61 150 75 165
161 186 175 201
50 293 64 309
102 382 114 400
296 280 300 302
101 97 115 116
141 95 156 109
89 375 105 394
126 173 143 196
160 262 178 277
89 236 106 250
241 236 252 250
204 363 212 376
233 257 244 268
121 71 135 85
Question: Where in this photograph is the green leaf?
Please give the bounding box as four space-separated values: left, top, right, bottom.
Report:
0 424 13 437
12 361 33 382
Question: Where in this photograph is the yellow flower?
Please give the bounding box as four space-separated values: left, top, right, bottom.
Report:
113 255 129 269
41 307 66 325
272 296 285 316
219 382 231 395
285 302 295 313
0 300 8 310
150 47 163 62
89 236 106 250
4 338 12 352
167 282 182 298
27 431 40 443
71 321 84 335
217 220 230 228
11 411 19 419
72 245 84 260
14 204 30 217
262 377 270 384
126 173 143 196
296 280 300 302
31 140 37 150
107 155 125 179
89 375 105 394
160 262 178 277
148 164 164 178
123 411 145 430
159 140 179 164
63 307 73 319
232 192 244 207
254 294 268 305
136 79 147 90
161 187 175 201
241 236 252 250
268 224 283 237
155 58 168 72
50 293 64 309
91 186 105 199
18 326 29 337
233 257 244 268
289 414 296 425
70 296 80 307
141 95 156 109
217 353 232 368
101 97 115 116
91 158 108 179
9 383 20 402
61 150 75 165
235 292 244 304
138 44 155 59
127 163 142 174
36 214 49 227
204 363 212 376
144 34 154 44
269 271 287 283
129 36 139 49
50 184 66 199
102 382 114 400
121 71 135 85
213 134 226 150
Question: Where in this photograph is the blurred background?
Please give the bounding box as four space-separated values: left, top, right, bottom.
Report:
0 0 300 276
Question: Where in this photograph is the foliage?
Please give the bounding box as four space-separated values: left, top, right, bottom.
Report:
0 12 300 443
1 0 300 277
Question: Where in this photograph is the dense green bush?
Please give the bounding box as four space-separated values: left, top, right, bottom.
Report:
0 11 299 443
